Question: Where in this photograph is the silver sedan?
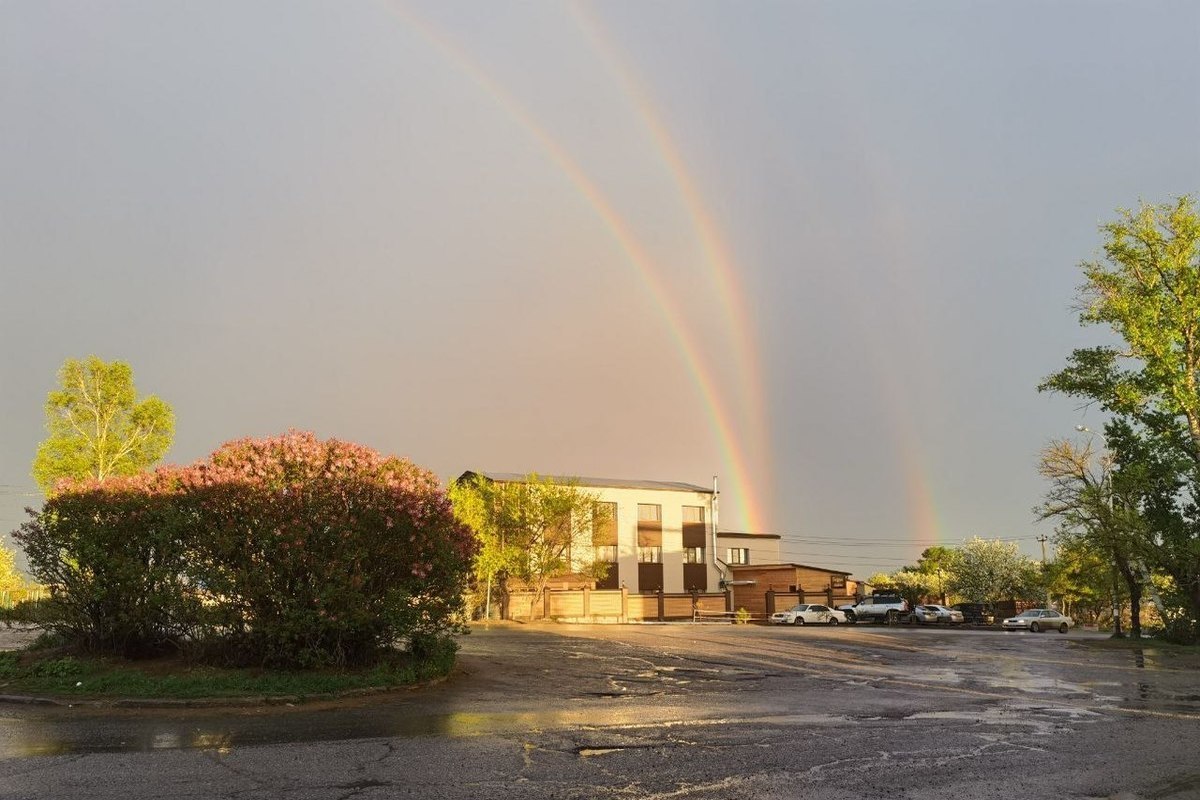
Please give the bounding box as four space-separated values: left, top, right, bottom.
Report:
921 604 965 624
1001 609 1075 633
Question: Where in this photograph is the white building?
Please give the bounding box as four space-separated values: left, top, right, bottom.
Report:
458 471 780 594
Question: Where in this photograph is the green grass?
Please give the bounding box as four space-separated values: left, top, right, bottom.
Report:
0 645 456 701
1073 636 1200 655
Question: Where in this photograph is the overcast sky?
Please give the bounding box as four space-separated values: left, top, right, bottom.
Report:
3 1 1198 577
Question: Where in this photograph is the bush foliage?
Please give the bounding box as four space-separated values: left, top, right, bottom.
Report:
15 431 475 668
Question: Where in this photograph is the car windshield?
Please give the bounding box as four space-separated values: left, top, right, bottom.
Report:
793 605 809 611
1018 610 1041 618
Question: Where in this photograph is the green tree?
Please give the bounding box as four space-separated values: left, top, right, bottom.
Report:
887 569 938 608
1040 197 1200 640
1045 537 1113 624
1037 438 1148 635
32 356 175 493
450 473 611 617
949 537 1040 603
0 540 25 597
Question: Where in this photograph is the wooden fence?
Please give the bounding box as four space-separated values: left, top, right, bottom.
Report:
0 587 49 609
502 588 730 623
763 591 858 617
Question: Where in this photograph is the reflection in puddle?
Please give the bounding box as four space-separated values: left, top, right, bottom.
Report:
151 731 180 750
192 732 232 754
0 706 732 759
907 704 1101 736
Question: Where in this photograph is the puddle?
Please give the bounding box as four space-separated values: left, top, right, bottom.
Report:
577 747 624 757
906 704 1100 735
0 707 713 758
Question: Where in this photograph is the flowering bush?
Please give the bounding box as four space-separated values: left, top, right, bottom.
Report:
16 432 475 668
185 432 475 667
16 471 199 657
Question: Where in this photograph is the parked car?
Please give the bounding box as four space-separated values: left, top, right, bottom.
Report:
951 602 996 625
908 606 940 625
770 604 847 626
841 594 909 624
920 604 965 624
1001 609 1074 633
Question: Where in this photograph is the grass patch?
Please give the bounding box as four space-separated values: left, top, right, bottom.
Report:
1072 636 1200 658
0 639 457 701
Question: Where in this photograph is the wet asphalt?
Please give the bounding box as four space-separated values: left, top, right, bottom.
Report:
1 622 1198 799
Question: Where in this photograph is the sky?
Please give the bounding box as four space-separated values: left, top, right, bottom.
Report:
2 1 1199 578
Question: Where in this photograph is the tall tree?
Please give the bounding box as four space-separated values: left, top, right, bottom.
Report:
1040 197 1200 640
1037 438 1147 635
32 357 175 492
450 473 611 617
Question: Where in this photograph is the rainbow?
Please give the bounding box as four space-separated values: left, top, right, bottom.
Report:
567 3 775 517
372 1 768 531
800 102 943 554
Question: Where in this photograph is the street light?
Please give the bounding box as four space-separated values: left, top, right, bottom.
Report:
1074 425 1124 638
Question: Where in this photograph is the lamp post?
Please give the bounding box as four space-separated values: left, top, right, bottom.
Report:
1075 425 1124 638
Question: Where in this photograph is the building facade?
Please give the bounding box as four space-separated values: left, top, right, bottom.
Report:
459 472 722 593
716 531 782 567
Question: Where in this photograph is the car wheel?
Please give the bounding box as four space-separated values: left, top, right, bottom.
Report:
1058 623 1069 634
1030 622 1040 633
828 618 839 626
845 612 856 624
792 617 804 626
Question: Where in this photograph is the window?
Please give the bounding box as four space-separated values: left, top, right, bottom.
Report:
637 546 662 563
727 548 750 565
637 503 661 522
594 545 618 563
682 505 704 523
683 547 705 564
592 502 617 546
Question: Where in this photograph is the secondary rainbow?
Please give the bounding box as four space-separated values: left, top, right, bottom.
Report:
374 1 767 531
568 2 776 528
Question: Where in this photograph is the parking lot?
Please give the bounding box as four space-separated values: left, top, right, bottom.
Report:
1 622 1198 799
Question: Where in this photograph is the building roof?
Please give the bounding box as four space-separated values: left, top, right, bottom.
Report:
459 471 713 494
729 562 853 576
716 531 783 540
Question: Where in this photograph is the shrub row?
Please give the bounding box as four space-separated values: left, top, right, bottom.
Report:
15 432 476 668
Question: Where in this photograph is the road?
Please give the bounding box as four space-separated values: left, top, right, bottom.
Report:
1 623 1198 799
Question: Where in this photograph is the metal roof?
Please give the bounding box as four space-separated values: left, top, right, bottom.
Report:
716 531 783 540
729 563 853 576
460 471 713 494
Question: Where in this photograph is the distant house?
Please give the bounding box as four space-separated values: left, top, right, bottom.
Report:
726 562 859 618
457 471 723 593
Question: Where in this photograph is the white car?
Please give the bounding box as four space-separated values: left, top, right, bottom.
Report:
1001 609 1074 633
770 604 847 626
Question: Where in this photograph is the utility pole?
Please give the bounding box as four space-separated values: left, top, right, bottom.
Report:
1036 534 1050 608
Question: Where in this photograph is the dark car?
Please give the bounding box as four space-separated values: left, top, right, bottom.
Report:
951 602 996 625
